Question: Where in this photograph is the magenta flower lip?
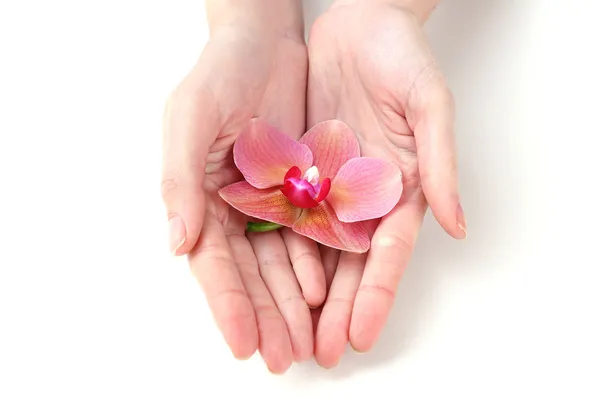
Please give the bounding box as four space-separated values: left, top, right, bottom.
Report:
280 165 331 208
218 118 403 253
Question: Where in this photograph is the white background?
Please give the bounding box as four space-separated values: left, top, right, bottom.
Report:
1 0 600 398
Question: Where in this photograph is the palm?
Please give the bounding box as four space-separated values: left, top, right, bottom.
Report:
306 3 454 367
197 33 305 223
195 33 300 212
180 31 319 372
309 5 439 189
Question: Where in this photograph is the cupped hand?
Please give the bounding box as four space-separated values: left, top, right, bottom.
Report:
307 0 466 367
161 19 325 373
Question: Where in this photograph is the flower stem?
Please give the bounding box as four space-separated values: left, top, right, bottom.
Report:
246 222 283 232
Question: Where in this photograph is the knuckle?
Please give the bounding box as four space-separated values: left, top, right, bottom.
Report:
206 287 247 304
292 250 321 267
418 167 437 187
372 231 413 253
430 84 455 113
235 259 259 275
160 174 181 202
163 87 189 121
162 85 203 129
278 295 306 309
409 65 454 110
169 87 194 109
258 252 290 269
253 304 282 322
408 59 438 98
170 79 215 112
325 296 353 306
357 284 396 302
437 86 455 112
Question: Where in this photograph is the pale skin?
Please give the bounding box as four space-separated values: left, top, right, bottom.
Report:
161 0 466 372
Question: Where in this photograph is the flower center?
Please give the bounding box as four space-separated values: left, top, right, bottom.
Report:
280 166 331 209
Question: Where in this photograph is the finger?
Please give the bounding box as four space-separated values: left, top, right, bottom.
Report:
319 245 340 291
310 246 338 340
314 252 366 368
311 308 322 337
349 189 428 352
161 86 220 256
409 82 466 239
227 232 294 374
280 228 326 308
248 231 314 362
188 212 257 360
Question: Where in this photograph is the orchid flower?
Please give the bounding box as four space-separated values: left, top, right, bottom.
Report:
218 119 403 253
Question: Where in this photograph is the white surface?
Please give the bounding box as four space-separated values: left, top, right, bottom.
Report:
1 0 599 398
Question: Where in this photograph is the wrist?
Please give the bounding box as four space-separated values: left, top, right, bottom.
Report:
332 0 440 23
206 0 305 42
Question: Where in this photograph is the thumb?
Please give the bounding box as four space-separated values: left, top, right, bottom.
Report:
409 82 467 239
161 89 218 255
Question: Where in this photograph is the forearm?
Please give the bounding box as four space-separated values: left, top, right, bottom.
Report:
391 0 440 21
332 0 441 23
205 0 304 41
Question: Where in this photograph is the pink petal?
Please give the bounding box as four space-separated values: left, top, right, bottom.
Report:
219 181 300 227
328 157 403 223
234 119 313 189
299 120 360 179
292 201 370 253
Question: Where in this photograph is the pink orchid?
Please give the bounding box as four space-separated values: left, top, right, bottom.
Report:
218 119 403 253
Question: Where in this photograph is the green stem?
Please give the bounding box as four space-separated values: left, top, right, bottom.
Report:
246 222 283 232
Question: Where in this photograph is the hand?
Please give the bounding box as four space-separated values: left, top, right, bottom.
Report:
307 0 467 367
161 1 324 373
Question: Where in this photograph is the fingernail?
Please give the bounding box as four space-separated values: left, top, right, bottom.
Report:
169 215 186 254
456 203 467 238
350 343 367 354
267 365 289 375
320 360 339 369
233 352 253 361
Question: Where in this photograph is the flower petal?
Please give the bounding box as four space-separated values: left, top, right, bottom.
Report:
219 181 300 227
234 118 313 189
328 157 403 223
292 201 370 253
299 120 360 179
